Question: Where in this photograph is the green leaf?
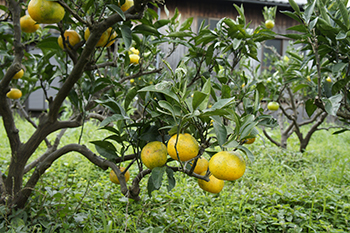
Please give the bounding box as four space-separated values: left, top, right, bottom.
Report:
322 94 343 116
198 79 211 110
124 86 138 110
36 37 61 51
166 167 176 192
154 19 171 29
213 121 227 147
138 81 179 103
305 99 317 117
133 24 160 36
180 17 193 31
303 0 315 24
107 4 125 20
332 78 350 95
167 31 193 37
147 166 166 196
288 0 300 15
192 91 208 110
158 100 178 119
293 84 308 93
281 10 302 23
90 140 118 160
121 25 132 49
337 1 350 29
100 114 128 128
237 146 254 163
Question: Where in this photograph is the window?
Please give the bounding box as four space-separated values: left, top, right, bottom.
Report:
261 39 283 71
197 17 220 31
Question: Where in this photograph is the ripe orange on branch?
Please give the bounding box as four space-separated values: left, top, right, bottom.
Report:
12 69 24 79
28 0 65 24
120 0 134 11
167 133 199 162
109 167 130 184
6 88 22 99
58 30 81 49
141 141 168 170
20 15 40 33
208 151 246 181
198 172 224 194
190 156 209 174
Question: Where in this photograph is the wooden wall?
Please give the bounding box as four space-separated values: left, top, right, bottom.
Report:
163 0 299 34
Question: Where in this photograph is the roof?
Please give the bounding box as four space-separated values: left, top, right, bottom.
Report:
229 0 307 7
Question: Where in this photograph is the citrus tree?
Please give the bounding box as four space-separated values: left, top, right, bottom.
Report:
282 0 350 124
0 0 276 214
248 0 350 152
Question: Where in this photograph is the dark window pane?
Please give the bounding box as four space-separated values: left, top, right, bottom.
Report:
262 39 282 70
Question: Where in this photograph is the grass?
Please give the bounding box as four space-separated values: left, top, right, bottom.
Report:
0 118 349 232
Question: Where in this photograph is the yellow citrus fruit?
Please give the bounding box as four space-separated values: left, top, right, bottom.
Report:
129 47 140 55
13 69 24 79
109 167 130 184
120 0 134 11
209 151 246 181
84 28 109 47
167 133 199 162
326 77 332 82
241 83 245 88
6 88 22 99
104 28 117 47
307 76 311 82
198 172 224 194
267 101 279 111
141 141 168 169
57 30 81 49
129 79 135 84
265 19 275 29
190 156 209 174
28 0 65 24
129 54 140 64
20 15 40 33
244 137 256 144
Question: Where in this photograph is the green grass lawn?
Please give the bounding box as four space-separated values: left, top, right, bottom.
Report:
1 118 349 232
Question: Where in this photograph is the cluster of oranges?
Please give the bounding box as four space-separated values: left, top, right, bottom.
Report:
110 133 250 194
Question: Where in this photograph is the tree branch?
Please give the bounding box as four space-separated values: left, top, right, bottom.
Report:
16 144 132 208
262 129 282 147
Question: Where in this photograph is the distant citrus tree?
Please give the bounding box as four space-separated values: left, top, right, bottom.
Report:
0 0 276 217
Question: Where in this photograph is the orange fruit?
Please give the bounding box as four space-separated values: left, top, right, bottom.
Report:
20 15 40 33
120 0 134 11
265 19 275 29
129 54 140 64
198 172 224 194
28 0 65 24
244 137 256 145
57 30 81 49
109 167 130 184
267 101 279 111
104 28 117 47
190 156 209 174
13 69 24 79
167 133 199 161
141 141 167 169
129 47 140 55
84 28 109 47
208 151 246 181
6 88 22 99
